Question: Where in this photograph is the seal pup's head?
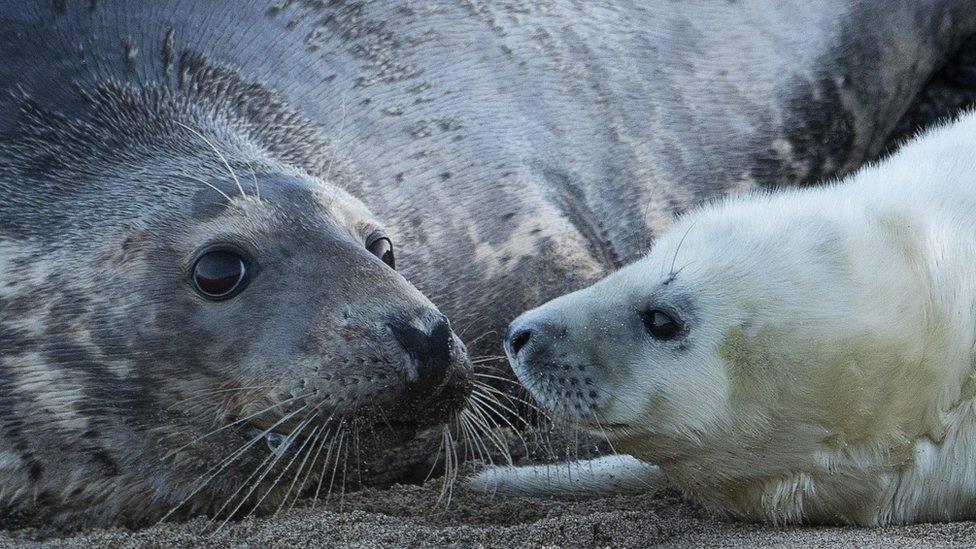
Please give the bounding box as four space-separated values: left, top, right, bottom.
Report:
0 82 472 527
505 189 959 519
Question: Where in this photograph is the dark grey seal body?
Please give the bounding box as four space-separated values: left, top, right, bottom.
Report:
1 0 975 529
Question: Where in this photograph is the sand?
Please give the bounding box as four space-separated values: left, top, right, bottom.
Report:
5 425 976 549
4 480 976 548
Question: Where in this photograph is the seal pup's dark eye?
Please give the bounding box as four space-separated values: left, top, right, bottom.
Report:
192 249 249 300
642 310 682 340
367 235 396 270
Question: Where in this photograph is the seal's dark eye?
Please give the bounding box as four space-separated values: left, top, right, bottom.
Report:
642 310 682 340
367 236 396 270
192 250 248 300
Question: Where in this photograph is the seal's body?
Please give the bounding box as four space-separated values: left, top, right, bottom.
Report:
2 0 976 528
482 110 976 525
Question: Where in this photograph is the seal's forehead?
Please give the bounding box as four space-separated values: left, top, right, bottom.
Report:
188 174 314 220
182 172 378 250
189 172 372 226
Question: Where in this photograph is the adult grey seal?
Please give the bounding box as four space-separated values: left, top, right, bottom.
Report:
2 0 976 530
477 110 976 525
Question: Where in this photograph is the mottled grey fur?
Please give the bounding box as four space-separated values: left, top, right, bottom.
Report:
1 0 975 529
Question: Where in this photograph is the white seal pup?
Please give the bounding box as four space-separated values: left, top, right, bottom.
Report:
473 110 976 525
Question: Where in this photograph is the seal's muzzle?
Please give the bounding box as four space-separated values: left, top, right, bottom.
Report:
388 310 472 426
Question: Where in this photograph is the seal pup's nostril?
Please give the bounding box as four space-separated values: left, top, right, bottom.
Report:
508 328 534 357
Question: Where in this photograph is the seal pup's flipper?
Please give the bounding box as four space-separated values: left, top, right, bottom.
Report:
468 454 664 497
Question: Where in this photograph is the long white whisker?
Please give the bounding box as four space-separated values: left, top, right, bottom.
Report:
184 175 232 203
246 421 319 519
176 122 246 199
286 422 334 513
164 393 311 459
247 163 261 200
167 385 276 410
466 398 515 464
469 390 531 458
424 428 448 484
157 404 309 526
212 410 313 531
311 433 340 509
463 413 491 464
321 429 346 506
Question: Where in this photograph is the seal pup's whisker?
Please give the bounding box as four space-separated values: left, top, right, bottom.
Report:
207 434 286 532
454 413 479 464
471 355 507 364
469 396 530 460
319 429 346 506
176 122 246 199
663 218 697 279
353 423 366 489
435 427 459 507
338 429 351 510
367 395 397 434
423 426 449 484
472 376 554 421
461 414 488 466
276 428 323 514
458 328 497 349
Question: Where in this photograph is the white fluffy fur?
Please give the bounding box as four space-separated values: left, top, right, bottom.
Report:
472 111 976 525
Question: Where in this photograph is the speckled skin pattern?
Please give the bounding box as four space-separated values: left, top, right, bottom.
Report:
1 0 975 530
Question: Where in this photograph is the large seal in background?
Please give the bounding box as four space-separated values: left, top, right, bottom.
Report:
1 0 975 529
484 110 976 525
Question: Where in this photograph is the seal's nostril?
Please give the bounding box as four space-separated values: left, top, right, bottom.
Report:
389 313 453 393
426 318 453 368
509 328 533 356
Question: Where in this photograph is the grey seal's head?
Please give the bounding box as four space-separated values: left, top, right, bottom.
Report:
0 75 472 527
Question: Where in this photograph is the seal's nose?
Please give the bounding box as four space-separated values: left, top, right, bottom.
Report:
389 312 453 397
507 327 534 358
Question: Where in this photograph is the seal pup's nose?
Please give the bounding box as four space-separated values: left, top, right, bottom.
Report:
506 319 565 364
388 312 453 397
507 327 534 358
